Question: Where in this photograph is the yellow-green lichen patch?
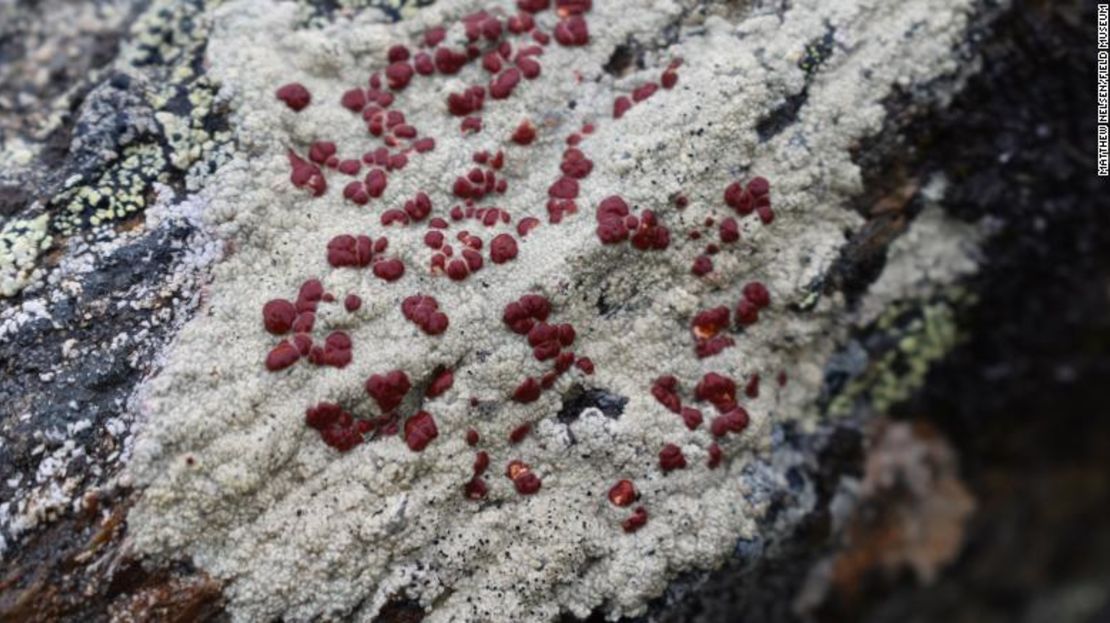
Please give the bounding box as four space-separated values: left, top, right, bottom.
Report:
54 145 166 233
827 291 972 418
0 214 53 298
0 0 235 298
48 0 234 235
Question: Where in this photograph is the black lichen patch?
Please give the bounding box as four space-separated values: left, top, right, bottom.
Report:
798 28 836 76
557 384 628 423
603 41 644 77
755 28 835 142
373 595 426 623
755 90 808 143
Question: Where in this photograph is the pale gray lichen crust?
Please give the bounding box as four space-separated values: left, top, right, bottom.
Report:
126 0 978 620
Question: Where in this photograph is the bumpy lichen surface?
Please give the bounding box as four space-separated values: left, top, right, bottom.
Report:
128 0 977 620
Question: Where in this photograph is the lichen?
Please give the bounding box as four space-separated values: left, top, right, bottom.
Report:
125 0 981 620
0 214 52 298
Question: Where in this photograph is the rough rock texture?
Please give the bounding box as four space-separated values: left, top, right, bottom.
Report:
0 0 1104 621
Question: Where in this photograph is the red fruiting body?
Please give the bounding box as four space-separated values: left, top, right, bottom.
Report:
381 209 409 226
426 368 455 397
692 306 729 339
404 192 433 221
305 402 367 452
517 0 549 12
276 83 311 111
697 336 734 359
291 311 315 333
613 96 632 119
490 233 519 264
551 352 574 374
402 294 449 335
404 410 438 451
745 374 760 399
512 120 537 145
695 372 737 412
461 116 483 133
742 281 771 308
308 141 337 164
560 153 593 179
622 506 648 533
509 422 532 443
327 234 374 267
464 477 489 499
629 210 670 251
608 479 637 507
659 443 687 472
720 217 740 243
490 68 522 99
309 331 352 368
514 471 542 494
748 176 770 197
372 258 406 281
507 13 534 34
483 52 504 73
528 322 565 360
692 255 713 276
540 371 559 389
707 443 723 469
650 375 681 414
632 82 658 102
506 459 530 479
661 68 678 89
692 306 734 358
424 26 447 47
502 294 551 334
446 258 469 280
513 377 542 403
388 44 410 63
338 159 361 175
778 370 788 386
724 181 753 214
266 341 300 371
680 406 703 430
414 52 435 75
556 0 591 15
553 16 589 46
424 230 445 249
298 279 323 306
365 168 388 197
466 429 481 447
434 47 469 74
548 176 579 199
735 298 759 326
288 151 327 197
263 299 297 334
385 61 414 90
710 407 749 438
365 369 411 412
516 54 542 79
344 294 362 312
473 450 490 473
575 357 595 374
447 88 484 116
344 182 369 204
596 195 630 244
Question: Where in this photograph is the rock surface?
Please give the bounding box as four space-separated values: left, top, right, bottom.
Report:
0 0 1104 621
